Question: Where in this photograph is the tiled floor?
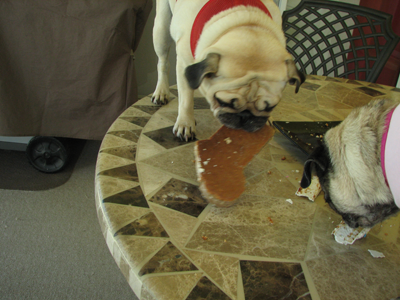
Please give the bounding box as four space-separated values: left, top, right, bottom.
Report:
95 76 400 300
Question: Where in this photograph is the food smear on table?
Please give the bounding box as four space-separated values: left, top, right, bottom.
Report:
195 124 275 207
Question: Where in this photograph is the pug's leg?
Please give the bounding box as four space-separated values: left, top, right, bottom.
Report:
152 0 173 105
173 58 196 141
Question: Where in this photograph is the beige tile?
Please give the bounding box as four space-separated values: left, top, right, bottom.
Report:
100 133 135 149
140 144 197 182
151 204 198 248
137 162 172 197
142 113 175 133
116 236 168 274
108 118 144 132
306 243 400 300
245 167 299 198
305 208 384 261
186 194 315 260
96 175 140 199
103 203 150 233
136 135 167 161
185 250 239 300
96 153 136 173
120 107 152 117
142 273 203 300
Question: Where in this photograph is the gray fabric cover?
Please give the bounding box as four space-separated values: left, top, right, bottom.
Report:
0 0 152 140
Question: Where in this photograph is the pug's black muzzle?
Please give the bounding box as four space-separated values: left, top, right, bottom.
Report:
217 110 268 132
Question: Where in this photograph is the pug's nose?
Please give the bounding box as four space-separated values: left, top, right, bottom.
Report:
254 100 276 112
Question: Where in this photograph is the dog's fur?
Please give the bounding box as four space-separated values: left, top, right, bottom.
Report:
301 99 400 228
152 0 305 140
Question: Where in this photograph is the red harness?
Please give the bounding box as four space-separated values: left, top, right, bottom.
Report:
187 0 272 57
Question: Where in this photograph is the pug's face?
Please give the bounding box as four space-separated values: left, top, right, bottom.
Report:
185 28 305 132
301 100 399 228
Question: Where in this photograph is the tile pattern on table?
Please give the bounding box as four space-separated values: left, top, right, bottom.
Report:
95 79 400 300
151 204 198 248
139 241 197 276
305 207 385 261
116 236 168 274
240 260 311 300
144 126 197 149
140 143 198 182
114 212 168 238
186 194 315 261
186 276 232 300
184 250 239 300
136 162 172 197
306 243 400 300
141 273 203 300
148 178 207 217
103 185 147 207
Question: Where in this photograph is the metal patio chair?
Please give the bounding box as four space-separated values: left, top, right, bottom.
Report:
282 0 399 82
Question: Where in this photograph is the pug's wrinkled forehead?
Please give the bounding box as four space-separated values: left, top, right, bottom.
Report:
211 80 283 117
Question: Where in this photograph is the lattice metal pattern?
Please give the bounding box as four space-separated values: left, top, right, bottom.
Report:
282 0 399 82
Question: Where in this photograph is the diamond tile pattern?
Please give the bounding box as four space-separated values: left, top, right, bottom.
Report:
95 79 400 300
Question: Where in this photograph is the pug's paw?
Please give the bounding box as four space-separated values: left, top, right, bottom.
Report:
151 83 170 105
173 115 196 141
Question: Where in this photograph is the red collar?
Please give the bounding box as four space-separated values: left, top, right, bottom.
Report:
190 0 272 57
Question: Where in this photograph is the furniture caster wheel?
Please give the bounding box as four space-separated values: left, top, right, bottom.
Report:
26 136 69 173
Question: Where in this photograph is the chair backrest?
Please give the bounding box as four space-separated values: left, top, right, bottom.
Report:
282 0 399 82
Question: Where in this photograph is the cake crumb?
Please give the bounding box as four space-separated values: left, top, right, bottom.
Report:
224 137 232 144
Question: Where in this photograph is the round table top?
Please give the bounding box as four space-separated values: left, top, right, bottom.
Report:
95 75 400 300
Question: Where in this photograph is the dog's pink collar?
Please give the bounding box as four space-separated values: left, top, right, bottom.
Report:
381 105 400 208
190 0 272 57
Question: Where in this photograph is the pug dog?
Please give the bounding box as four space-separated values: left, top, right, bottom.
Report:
151 0 305 140
301 99 400 228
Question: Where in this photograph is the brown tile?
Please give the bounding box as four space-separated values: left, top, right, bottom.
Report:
149 178 208 217
120 116 151 128
356 86 385 97
133 105 162 115
115 212 169 238
144 126 197 149
98 163 138 182
240 261 311 300
139 241 197 276
186 276 232 300
300 82 322 91
108 130 141 143
103 186 148 207
100 145 137 161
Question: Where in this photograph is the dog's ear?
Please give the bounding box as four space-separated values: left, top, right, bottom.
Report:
185 53 220 89
300 145 329 188
286 59 305 94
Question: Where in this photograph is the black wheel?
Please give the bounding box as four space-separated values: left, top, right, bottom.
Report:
26 136 69 173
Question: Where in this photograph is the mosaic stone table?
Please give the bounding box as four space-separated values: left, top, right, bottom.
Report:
95 76 400 300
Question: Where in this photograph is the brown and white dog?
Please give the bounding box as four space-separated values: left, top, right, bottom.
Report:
151 0 305 140
301 99 400 228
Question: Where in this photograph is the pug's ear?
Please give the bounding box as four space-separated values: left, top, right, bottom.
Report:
286 59 305 93
185 53 220 89
300 145 329 188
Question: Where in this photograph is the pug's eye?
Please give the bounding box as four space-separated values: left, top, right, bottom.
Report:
215 97 237 108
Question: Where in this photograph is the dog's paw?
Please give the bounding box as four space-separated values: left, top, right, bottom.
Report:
173 116 196 141
151 85 170 105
